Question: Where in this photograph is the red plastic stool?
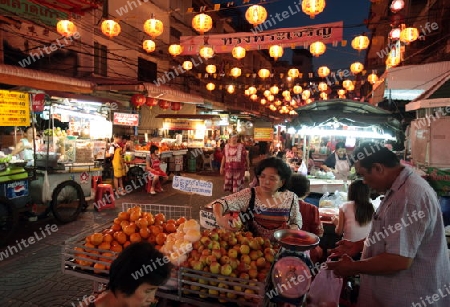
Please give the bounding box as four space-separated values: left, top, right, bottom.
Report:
91 176 103 197
94 184 115 211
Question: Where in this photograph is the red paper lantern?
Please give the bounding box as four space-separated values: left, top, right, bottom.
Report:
131 94 146 108
146 97 158 108
170 101 183 112
158 100 170 110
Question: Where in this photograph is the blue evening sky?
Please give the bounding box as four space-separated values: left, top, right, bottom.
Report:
212 0 372 72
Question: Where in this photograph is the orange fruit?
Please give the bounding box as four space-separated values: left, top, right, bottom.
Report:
130 206 142 216
103 234 113 243
123 241 131 248
165 223 177 233
155 233 167 245
176 217 187 226
99 252 114 263
139 227 150 239
114 231 127 245
113 218 121 225
88 250 100 260
84 242 95 250
120 220 130 229
150 225 161 235
74 247 84 258
118 211 130 221
155 213 166 223
90 233 103 246
130 233 142 243
129 211 141 222
93 263 106 274
124 224 137 236
111 224 121 231
135 218 149 229
98 242 111 251
146 214 155 226
154 219 164 226
166 219 176 225
110 240 120 246
110 244 123 253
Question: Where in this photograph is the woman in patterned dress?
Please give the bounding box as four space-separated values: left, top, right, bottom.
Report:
220 133 250 193
146 145 168 195
213 157 302 240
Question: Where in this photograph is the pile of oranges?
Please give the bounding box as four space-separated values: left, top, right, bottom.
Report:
73 206 187 274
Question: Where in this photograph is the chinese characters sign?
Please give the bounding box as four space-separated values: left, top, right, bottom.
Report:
0 90 30 126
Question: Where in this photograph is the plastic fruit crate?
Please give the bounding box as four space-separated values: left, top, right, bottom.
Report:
179 267 266 307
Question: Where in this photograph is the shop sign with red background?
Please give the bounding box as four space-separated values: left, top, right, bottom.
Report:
113 113 139 126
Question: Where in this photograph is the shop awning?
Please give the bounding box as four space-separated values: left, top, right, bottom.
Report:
292 99 401 130
44 90 123 108
155 114 221 119
28 0 102 15
0 64 94 94
406 71 450 111
382 61 450 101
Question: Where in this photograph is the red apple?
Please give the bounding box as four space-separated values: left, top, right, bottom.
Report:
229 258 239 270
228 249 238 258
192 241 201 250
265 252 275 263
199 255 208 265
220 255 231 265
256 257 266 268
201 249 211 256
257 272 267 281
240 254 251 264
239 272 250 279
249 250 259 261
248 239 261 250
206 255 217 265
192 260 204 271
211 249 222 259
228 236 238 246
210 241 221 250
240 244 250 254
210 261 221 274
219 240 228 249
220 264 233 276
248 268 258 279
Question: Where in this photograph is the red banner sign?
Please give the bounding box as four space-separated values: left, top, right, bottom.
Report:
180 21 343 55
113 113 139 126
32 93 45 112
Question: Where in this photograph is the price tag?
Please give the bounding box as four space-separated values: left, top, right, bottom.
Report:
172 176 213 196
0 90 30 126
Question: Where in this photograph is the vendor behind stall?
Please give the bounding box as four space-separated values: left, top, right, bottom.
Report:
10 126 40 165
321 142 350 180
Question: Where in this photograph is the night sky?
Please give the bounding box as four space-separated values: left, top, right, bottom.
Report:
212 0 371 72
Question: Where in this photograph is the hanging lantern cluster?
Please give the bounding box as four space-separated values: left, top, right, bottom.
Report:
301 0 326 19
146 97 158 108
170 101 183 112
309 41 326 57
232 46 246 60
367 73 379 85
168 44 183 57
143 40 156 53
258 69 270 79
57 20 77 37
101 20 121 38
192 13 213 34
199 46 214 59
131 94 146 108
350 62 364 74
144 17 164 38
269 45 284 60
230 67 242 78
158 100 171 110
317 66 330 78
351 35 370 51
400 27 419 43
245 5 268 26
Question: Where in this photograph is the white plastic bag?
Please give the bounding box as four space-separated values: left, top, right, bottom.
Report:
244 170 250 181
306 268 343 307
319 192 335 208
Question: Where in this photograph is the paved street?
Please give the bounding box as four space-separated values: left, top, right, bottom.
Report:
0 171 230 307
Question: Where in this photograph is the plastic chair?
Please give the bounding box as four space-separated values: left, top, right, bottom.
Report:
94 184 115 211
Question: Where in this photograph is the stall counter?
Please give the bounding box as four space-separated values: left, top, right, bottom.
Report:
309 178 347 193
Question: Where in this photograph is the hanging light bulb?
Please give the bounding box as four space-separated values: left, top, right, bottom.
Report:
342 80 353 90
227 84 235 94
205 65 216 74
168 44 183 57
270 85 279 95
264 90 271 98
282 90 291 98
351 35 370 51
350 62 364 74
367 73 379 84
389 28 401 40
400 27 419 43
293 85 303 95
309 41 326 57
199 46 214 59
302 90 311 100
258 69 271 79
317 66 330 78
248 86 257 95
288 68 300 78
206 82 215 91
318 82 328 91
230 67 242 78
301 0 326 19
182 61 193 70
320 92 328 100
260 98 267 105
250 94 258 101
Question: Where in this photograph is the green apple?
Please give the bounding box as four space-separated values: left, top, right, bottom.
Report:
220 264 233 276
228 249 238 258
248 239 261 250
206 255 217 265
212 249 222 259
240 254 251 264
228 236 238 246
210 232 219 241
192 260 204 271
210 261 221 274
211 241 221 250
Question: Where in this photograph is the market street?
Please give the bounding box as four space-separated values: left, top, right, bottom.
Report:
0 171 227 307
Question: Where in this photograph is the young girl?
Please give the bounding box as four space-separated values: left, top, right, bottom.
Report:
146 145 168 195
333 179 374 242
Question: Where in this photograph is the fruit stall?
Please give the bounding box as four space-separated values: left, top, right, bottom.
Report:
62 203 281 306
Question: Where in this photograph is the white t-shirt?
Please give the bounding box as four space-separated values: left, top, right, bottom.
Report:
340 201 372 242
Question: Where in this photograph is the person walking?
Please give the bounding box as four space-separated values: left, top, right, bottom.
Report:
327 143 450 307
220 133 250 193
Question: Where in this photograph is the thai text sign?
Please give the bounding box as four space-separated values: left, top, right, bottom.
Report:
254 128 274 142
0 90 30 126
180 21 343 55
426 167 450 196
113 113 139 126
0 0 67 27
172 176 213 196
163 119 204 130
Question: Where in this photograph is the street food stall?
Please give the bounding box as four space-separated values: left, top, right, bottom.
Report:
0 91 112 244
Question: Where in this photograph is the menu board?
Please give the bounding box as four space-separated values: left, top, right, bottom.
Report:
254 127 274 141
0 90 30 126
